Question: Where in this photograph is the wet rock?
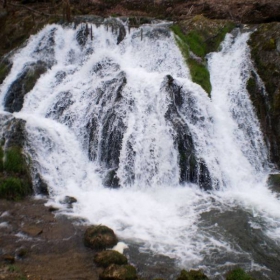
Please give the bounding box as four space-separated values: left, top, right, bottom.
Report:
100 264 137 280
163 75 212 190
60 196 78 208
176 269 209 280
21 225 43 237
84 225 118 250
34 173 49 196
267 174 280 193
103 169 120 188
48 206 59 212
94 250 128 268
4 61 47 113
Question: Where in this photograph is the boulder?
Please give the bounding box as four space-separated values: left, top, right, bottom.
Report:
84 225 118 250
100 264 137 280
94 250 128 268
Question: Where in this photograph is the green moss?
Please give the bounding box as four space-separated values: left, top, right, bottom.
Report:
0 177 32 200
225 268 255 280
177 269 209 280
4 147 26 174
171 25 211 96
188 58 211 94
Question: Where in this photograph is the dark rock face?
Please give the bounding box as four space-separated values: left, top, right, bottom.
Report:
163 75 212 190
86 71 127 172
84 225 118 250
103 169 120 188
34 173 49 196
4 61 47 113
248 23 280 168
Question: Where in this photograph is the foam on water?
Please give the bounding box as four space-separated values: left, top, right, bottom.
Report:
1 22 280 277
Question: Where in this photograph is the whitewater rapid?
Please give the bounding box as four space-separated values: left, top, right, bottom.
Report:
1 20 280 278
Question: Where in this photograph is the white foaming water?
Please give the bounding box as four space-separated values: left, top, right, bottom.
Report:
1 21 280 276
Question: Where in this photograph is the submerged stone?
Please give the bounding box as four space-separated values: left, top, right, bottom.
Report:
94 250 128 268
84 225 118 250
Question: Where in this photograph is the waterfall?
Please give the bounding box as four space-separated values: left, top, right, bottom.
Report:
1 19 280 278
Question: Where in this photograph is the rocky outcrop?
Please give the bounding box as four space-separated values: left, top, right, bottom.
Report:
248 22 280 168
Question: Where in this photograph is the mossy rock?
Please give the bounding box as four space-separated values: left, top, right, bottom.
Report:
3 146 26 174
0 177 32 200
100 264 137 280
177 269 209 280
84 225 118 250
94 250 128 268
225 268 255 280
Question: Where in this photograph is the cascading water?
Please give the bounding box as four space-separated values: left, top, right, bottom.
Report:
1 19 280 279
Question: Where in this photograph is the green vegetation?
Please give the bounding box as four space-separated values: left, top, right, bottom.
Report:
170 17 235 97
226 268 255 280
0 177 31 200
171 24 211 95
0 145 32 200
4 147 26 173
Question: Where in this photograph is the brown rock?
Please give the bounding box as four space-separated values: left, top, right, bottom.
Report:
84 225 118 250
100 264 137 280
94 250 128 268
21 225 43 237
